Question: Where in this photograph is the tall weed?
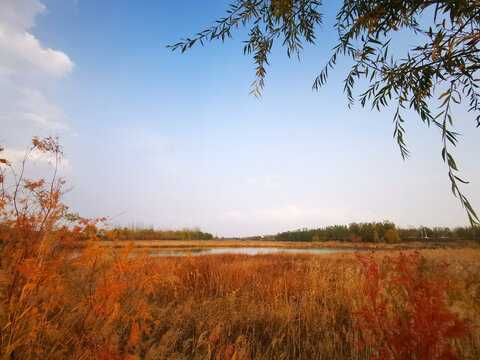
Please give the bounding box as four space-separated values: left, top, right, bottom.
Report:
0 138 159 359
352 251 469 359
0 139 478 359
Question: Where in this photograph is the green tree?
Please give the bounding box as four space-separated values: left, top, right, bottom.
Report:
169 0 479 225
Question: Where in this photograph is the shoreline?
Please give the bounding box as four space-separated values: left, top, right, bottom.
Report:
97 239 479 251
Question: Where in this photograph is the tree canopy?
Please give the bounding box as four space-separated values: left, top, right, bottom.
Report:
169 0 480 225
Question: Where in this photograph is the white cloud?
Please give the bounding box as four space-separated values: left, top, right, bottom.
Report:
0 28 74 78
16 87 68 129
0 0 45 32
2 147 70 170
0 0 73 138
0 85 68 130
0 0 74 79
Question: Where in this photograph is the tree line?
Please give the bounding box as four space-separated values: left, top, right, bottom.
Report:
275 222 479 243
107 227 214 241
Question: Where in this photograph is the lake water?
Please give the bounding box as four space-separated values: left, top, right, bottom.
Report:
149 247 359 256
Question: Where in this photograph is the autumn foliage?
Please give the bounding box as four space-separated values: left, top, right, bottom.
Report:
352 251 469 359
0 138 478 359
0 138 161 359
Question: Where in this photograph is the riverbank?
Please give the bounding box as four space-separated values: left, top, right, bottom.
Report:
97 238 480 251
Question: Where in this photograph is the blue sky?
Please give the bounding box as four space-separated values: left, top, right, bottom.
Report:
1 0 479 237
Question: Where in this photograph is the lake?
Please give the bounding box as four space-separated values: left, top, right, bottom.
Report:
149 247 360 256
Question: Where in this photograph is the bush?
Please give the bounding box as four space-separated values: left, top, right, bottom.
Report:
384 229 400 243
0 138 160 359
352 251 468 359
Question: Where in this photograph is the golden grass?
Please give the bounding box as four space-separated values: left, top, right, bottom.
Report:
127 249 480 359
2 246 479 359
5 137 478 359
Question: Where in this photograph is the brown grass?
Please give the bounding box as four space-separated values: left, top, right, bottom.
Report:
128 249 480 359
4 138 478 359
2 242 479 359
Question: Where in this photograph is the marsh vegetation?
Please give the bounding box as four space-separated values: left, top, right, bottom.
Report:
1 138 478 359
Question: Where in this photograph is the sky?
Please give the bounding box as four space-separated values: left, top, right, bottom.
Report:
1 0 479 237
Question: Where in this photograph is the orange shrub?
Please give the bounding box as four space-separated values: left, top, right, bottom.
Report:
1 138 478 360
0 138 159 359
352 251 469 359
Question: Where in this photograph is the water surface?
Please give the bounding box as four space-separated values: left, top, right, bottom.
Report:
150 247 359 256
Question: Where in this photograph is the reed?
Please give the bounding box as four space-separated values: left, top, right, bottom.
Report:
2 241 479 359
138 250 480 360
1 139 478 359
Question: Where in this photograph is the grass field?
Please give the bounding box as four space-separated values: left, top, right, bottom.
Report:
3 138 479 359
105 249 480 359
2 235 480 359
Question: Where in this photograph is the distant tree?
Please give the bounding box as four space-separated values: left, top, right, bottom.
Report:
276 222 480 243
453 225 479 241
348 222 362 239
170 0 479 225
384 229 401 243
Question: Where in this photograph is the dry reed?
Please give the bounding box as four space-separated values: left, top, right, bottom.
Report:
130 249 480 359
3 138 478 359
